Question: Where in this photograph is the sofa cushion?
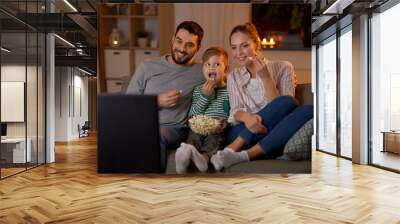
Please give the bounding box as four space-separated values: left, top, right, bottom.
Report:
295 84 312 105
282 118 313 161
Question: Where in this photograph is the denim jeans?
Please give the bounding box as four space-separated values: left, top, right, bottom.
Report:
159 124 189 167
186 130 224 157
226 96 313 159
159 124 188 151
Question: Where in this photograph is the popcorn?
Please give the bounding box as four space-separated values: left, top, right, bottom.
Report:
188 115 221 136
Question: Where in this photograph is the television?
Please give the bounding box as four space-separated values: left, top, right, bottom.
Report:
1 123 7 138
252 4 311 50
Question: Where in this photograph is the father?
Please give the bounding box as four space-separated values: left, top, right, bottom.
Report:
126 21 205 154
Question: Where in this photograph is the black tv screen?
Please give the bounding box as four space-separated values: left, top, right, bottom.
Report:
252 4 311 50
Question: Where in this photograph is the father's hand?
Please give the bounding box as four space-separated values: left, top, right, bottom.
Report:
158 90 181 108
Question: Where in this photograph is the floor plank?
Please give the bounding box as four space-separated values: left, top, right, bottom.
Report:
1 135 400 223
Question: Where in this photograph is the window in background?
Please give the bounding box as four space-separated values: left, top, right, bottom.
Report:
27 30 39 170
38 32 46 165
317 35 337 155
371 2 400 171
0 1 46 179
339 27 352 158
1 23 28 178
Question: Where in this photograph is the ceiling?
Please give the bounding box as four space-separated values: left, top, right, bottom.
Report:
0 0 97 14
0 0 98 74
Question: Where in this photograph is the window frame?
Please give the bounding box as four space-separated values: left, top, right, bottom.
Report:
368 0 400 173
315 19 353 161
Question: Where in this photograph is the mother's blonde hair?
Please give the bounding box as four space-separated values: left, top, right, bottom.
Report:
229 22 261 49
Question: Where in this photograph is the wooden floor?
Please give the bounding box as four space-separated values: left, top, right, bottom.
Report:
1 135 400 223
1 167 26 178
1 163 44 178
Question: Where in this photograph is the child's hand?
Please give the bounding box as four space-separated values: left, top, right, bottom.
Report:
201 80 217 96
215 119 228 134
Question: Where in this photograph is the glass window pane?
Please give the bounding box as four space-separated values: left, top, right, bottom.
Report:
1 30 28 177
371 3 400 171
340 28 352 158
318 36 337 154
38 32 46 165
27 31 38 169
1 1 46 179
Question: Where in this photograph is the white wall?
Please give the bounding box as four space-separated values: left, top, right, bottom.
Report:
72 73 89 138
262 50 311 84
55 67 89 141
174 3 250 66
174 3 311 84
1 66 26 141
1 66 25 125
1 65 26 81
55 67 69 141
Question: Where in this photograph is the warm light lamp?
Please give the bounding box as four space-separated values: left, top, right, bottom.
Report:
261 37 276 49
269 38 276 47
261 38 268 48
109 28 121 47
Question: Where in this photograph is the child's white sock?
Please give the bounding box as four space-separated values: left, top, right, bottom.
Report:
219 147 249 168
210 150 225 171
186 144 208 172
175 143 192 174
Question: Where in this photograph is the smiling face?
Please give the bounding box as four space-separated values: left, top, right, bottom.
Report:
170 28 200 65
202 55 227 84
230 31 259 67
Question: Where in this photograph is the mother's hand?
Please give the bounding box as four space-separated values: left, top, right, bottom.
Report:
248 53 267 75
243 113 268 134
251 56 280 102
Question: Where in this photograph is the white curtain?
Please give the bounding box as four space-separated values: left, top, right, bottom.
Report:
174 3 250 66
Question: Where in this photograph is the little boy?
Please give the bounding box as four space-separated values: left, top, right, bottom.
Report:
175 47 230 174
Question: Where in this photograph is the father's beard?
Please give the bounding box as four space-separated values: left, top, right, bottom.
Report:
171 48 194 65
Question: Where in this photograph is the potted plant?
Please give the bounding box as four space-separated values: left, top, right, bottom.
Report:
137 31 149 48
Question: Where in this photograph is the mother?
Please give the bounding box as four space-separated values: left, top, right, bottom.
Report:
210 23 313 170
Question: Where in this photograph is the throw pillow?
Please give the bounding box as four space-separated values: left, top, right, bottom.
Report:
282 118 313 161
